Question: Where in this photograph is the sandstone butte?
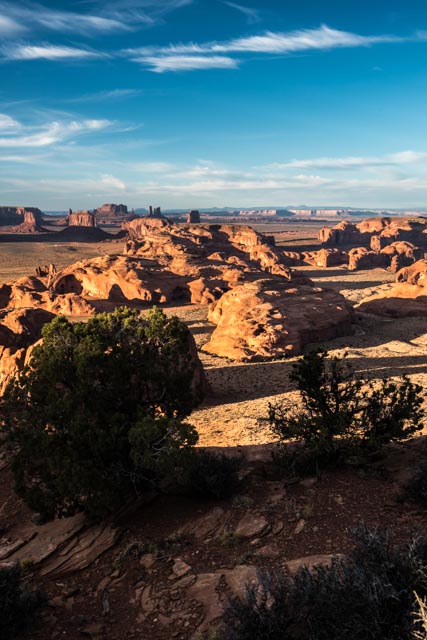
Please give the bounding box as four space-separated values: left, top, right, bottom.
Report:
203 278 354 361
0 220 356 387
319 216 427 249
356 258 427 317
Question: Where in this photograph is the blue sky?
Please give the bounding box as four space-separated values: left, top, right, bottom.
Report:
1 0 427 210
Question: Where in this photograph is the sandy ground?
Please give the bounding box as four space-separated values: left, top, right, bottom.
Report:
166 266 427 447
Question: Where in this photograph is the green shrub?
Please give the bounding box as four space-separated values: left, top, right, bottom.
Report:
1 307 204 520
222 526 427 640
183 450 242 500
0 563 42 640
223 571 293 640
269 351 424 472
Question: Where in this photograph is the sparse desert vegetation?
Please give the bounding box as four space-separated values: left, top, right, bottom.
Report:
2 218 427 639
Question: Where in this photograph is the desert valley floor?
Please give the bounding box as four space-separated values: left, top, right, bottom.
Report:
2 222 427 448
3 220 427 640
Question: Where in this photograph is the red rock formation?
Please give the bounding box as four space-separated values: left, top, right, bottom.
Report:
320 216 427 251
0 275 94 316
123 217 170 238
396 259 427 286
354 258 427 316
186 210 200 223
318 221 368 246
302 249 349 268
348 248 388 271
68 211 96 227
0 308 56 392
203 278 354 361
10 209 45 233
51 255 191 305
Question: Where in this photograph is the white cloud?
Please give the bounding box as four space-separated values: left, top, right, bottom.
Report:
1 43 105 61
0 118 111 147
134 54 239 72
67 89 143 103
223 2 260 24
101 174 126 190
129 24 404 58
267 150 427 170
134 161 176 172
0 113 21 131
0 14 26 35
0 0 195 38
0 2 133 35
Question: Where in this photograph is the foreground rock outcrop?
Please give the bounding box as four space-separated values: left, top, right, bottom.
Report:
0 275 94 316
0 307 55 391
203 278 354 360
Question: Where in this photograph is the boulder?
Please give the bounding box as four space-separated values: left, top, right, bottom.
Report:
204 278 354 361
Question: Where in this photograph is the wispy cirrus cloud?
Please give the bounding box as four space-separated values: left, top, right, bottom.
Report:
223 2 261 24
134 54 239 72
0 14 26 35
66 89 143 104
129 24 405 57
0 0 195 38
0 114 21 131
125 24 409 72
0 117 112 148
268 150 427 170
1 43 106 61
0 2 134 36
100 174 126 190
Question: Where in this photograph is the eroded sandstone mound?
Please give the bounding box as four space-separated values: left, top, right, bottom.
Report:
320 216 427 251
51 255 190 304
0 276 94 316
124 222 294 281
203 279 354 361
356 259 427 316
0 307 55 392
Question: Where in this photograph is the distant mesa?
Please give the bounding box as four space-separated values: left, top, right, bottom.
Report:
146 205 164 219
94 203 135 224
68 210 96 228
239 208 294 218
0 206 46 233
186 210 200 224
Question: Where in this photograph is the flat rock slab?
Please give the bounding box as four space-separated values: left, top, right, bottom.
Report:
286 553 344 576
222 565 258 598
40 524 120 578
187 572 223 632
178 507 228 540
235 515 270 539
8 512 86 565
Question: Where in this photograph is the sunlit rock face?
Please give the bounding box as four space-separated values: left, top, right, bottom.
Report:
203 278 354 361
